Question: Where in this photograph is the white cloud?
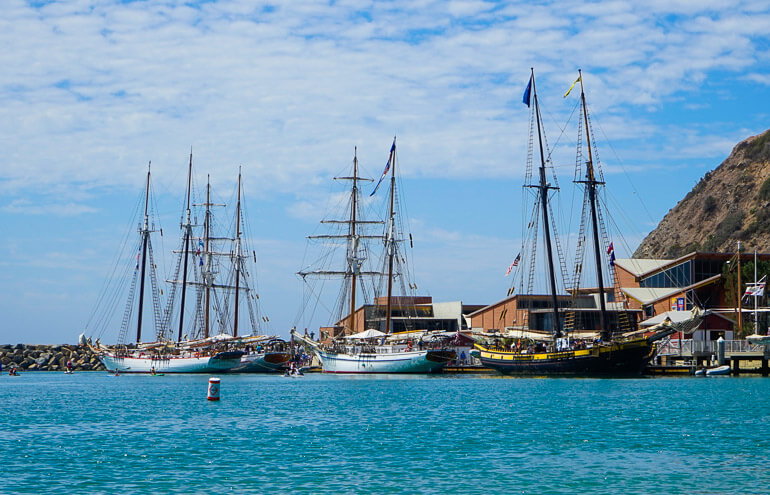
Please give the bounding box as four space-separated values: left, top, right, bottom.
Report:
1 0 767 199
1 199 98 216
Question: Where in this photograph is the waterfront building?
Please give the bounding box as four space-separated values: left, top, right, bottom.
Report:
318 296 484 342
468 251 770 341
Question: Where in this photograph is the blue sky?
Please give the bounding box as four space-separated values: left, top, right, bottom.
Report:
1 0 769 344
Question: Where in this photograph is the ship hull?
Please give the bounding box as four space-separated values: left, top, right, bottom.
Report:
476 339 654 376
316 348 455 374
99 351 244 374
232 351 291 373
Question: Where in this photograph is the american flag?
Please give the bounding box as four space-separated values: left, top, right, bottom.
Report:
505 253 521 276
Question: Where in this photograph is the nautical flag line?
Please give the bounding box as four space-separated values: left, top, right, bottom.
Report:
607 242 616 266
564 75 581 98
523 75 533 107
370 139 396 196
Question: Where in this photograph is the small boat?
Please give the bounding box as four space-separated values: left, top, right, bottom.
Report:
283 366 304 378
231 337 291 373
746 334 770 345
695 365 731 376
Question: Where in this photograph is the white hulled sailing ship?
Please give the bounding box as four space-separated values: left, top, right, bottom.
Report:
91 156 282 373
292 141 455 373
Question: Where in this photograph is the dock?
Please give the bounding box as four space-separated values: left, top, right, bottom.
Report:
648 339 770 376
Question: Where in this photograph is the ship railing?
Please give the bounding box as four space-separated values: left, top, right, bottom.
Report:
657 339 768 355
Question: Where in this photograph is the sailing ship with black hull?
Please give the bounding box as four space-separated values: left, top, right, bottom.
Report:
93 158 280 373
292 142 455 373
474 70 682 375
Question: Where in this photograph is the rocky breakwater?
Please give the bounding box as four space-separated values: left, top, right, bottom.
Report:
0 344 106 371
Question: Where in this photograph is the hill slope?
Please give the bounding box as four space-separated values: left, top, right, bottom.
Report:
634 129 770 258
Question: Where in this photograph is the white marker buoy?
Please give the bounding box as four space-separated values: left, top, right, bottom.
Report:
207 377 220 401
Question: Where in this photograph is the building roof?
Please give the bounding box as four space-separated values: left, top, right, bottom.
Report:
640 309 735 327
614 258 672 278
466 293 576 317
621 287 681 305
617 251 770 280
620 273 722 306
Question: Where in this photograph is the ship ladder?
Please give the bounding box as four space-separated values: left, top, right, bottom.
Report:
564 310 577 334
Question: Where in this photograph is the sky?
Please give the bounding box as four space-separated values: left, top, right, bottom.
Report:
1 0 769 344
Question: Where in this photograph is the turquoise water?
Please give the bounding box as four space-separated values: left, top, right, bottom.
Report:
2 373 770 494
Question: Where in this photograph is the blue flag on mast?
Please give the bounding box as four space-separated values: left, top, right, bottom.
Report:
523 74 533 107
370 139 396 196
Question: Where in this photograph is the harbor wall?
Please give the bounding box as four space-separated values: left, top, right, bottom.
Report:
0 344 105 371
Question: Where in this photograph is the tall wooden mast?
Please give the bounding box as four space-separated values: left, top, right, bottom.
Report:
578 70 610 340
136 162 151 343
204 175 211 339
177 151 193 343
233 168 242 338
349 148 359 334
385 137 396 335
530 70 562 338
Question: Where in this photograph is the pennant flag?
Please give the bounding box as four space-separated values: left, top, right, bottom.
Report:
370 139 396 196
745 276 767 297
563 75 581 98
605 241 616 266
523 75 533 107
505 253 521 276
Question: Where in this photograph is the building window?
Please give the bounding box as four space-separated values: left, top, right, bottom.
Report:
644 305 654 318
640 260 692 288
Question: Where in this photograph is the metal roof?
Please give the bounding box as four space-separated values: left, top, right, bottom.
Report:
613 258 672 277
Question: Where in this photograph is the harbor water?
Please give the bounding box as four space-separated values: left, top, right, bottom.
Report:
2 373 770 494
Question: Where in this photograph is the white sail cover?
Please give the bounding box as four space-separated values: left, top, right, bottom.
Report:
344 329 387 340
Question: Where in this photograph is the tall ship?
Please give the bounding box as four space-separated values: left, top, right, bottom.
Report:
89 156 283 373
292 141 455 373
473 70 686 375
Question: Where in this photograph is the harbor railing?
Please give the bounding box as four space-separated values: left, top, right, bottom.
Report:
657 339 768 356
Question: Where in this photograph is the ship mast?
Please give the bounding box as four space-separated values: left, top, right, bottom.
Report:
530 70 562 338
177 151 193 343
385 137 396 335
135 162 151 343
204 175 211 339
233 168 242 338
578 70 610 341
349 149 359 334
297 151 381 335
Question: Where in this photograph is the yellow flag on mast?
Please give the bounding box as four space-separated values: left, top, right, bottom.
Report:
563 75 581 98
